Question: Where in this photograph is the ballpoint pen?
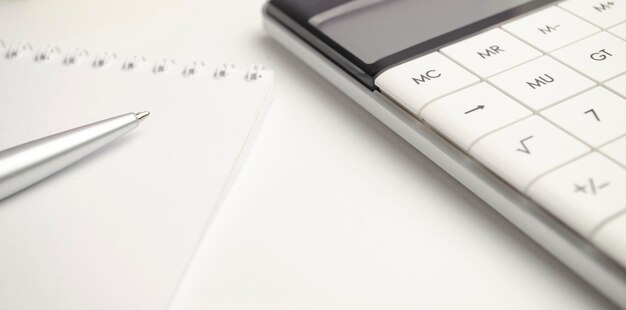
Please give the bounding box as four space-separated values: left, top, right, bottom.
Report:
0 112 150 200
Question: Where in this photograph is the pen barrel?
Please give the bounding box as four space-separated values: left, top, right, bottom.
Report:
0 113 140 200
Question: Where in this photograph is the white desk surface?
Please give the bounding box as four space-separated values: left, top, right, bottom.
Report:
0 0 618 308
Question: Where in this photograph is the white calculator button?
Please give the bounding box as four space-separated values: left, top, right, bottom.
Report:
552 32 626 82
542 87 626 147
602 135 626 166
421 83 531 150
592 212 626 269
375 52 479 115
440 28 541 78
610 21 626 38
489 56 595 111
606 73 626 97
470 116 590 190
527 153 626 236
560 0 626 28
502 6 600 52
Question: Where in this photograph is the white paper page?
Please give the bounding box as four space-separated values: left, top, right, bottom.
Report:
0 54 273 310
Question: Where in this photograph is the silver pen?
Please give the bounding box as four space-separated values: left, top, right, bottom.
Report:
0 112 150 200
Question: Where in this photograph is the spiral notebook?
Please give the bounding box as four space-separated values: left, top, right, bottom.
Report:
0 40 274 310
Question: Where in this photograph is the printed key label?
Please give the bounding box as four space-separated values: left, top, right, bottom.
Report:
590 49 613 61
538 24 561 35
517 136 534 154
593 1 616 12
412 70 442 85
574 178 610 195
527 74 555 89
477 45 505 59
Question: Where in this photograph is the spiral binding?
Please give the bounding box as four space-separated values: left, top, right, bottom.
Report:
35 45 61 62
92 52 117 68
0 40 266 81
214 63 234 79
246 64 265 81
64 48 89 65
5 41 33 59
122 55 146 71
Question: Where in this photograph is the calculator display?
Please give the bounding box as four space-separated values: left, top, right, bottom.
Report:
312 0 535 63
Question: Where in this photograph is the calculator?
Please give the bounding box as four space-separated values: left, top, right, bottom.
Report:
263 0 626 306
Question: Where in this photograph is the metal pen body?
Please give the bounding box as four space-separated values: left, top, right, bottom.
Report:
0 112 148 200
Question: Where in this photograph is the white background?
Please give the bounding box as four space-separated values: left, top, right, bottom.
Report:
0 0 618 308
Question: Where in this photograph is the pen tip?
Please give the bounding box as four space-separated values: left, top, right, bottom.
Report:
135 111 150 122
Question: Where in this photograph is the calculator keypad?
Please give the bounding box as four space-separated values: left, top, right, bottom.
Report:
527 153 626 236
502 6 600 52
470 116 589 190
421 83 532 150
489 56 594 110
606 73 626 96
542 87 626 147
552 31 626 82
440 28 542 78
375 0 626 268
559 0 626 28
611 22 626 39
593 214 626 271
375 52 479 115
602 136 626 167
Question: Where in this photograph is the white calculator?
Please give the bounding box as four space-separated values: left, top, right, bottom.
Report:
263 0 626 306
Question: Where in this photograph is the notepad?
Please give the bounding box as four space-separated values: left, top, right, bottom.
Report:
0 41 274 310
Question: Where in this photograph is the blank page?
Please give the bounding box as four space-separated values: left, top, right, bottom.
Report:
0 48 273 310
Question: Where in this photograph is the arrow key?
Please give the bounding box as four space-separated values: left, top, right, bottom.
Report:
421 83 531 150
